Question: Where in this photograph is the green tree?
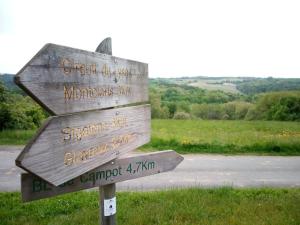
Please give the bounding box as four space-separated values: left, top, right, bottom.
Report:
246 91 300 121
0 83 47 130
177 101 191 113
0 81 7 102
150 92 170 119
166 103 177 118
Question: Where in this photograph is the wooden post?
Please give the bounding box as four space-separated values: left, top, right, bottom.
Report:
96 37 112 55
99 184 116 225
96 37 116 225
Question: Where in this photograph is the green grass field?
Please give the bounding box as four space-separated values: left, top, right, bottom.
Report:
1 120 300 155
0 129 36 145
142 120 300 155
1 188 299 225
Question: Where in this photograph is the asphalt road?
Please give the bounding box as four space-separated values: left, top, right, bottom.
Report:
1 146 300 192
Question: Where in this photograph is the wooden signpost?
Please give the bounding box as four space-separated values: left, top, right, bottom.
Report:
21 150 183 202
15 38 183 225
15 43 148 115
16 105 150 186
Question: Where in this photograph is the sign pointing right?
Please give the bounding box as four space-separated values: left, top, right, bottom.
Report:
21 150 184 202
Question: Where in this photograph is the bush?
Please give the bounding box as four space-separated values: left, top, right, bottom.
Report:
191 104 224 120
223 101 252 120
150 91 170 119
0 83 47 130
173 112 191 120
245 106 260 120
247 91 300 121
222 114 230 120
165 102 177 117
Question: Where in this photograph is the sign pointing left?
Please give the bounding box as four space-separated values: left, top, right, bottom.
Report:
16 105 150 186
15 43 148 115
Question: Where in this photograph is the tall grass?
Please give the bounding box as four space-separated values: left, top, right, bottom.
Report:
0 188 299 225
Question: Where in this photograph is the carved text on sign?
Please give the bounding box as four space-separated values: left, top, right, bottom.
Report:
61 58 97 76
63 85 132 101
15 44 148 115
33 158 156 192
61 116 128 142
101 64 135 78
63 133 135 166
61 58 138 78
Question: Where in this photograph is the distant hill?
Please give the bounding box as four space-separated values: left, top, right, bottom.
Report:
1 73 300 95
152 76 300 95
0 73 15 88
0 73 23 94
235 77 300 95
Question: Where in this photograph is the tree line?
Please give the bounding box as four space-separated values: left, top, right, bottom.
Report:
235 77 300 95
150 81 300 121
0 76 300 131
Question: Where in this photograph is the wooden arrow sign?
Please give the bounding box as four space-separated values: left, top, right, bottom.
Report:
15 43 148 115
21 150 184 202
16 104 150 186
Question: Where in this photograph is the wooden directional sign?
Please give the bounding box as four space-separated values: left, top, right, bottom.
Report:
16 104 151 186
15 43 148 115
21 150 184 202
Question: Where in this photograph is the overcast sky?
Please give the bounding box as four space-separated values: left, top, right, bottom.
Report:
0 0 299 78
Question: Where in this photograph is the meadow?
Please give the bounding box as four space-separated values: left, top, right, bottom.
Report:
0 129 36 145
1 188 299 225
1 120 300 155
142 119 300 155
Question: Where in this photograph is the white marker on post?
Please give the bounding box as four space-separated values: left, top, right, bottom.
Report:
104 197 116 216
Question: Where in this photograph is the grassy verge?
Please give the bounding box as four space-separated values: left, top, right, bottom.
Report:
0 188 299 225
142 120 300 155
0 129 36 145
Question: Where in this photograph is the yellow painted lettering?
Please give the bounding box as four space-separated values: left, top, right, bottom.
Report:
64 152 74 166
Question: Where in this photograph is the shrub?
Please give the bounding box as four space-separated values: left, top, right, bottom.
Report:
173 112 191 120
0 85 47 130
191 104 224 119
247 91 300 121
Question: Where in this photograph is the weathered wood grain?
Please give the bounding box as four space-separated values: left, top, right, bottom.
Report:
99 184 116 224
21 150 184 202
96 37 117 225
14 43 148 115
16 104 151 186
96 37 112 55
